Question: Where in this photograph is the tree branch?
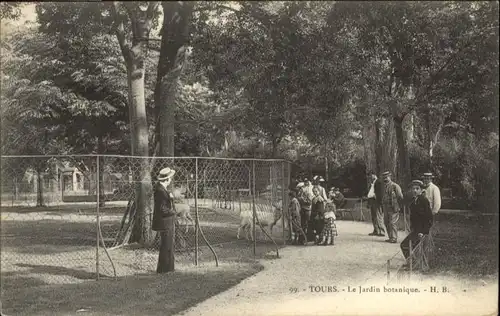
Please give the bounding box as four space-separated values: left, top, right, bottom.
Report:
111 2 131 65
196 3 271 33
144 2 160 34
123 2 138 37
412 26 495 110
431 118 445 151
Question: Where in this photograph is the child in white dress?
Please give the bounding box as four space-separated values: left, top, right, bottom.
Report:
319 208 337 246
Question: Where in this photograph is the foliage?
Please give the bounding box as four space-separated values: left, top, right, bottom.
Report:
2 25 130 155
191 2 345 156
1 1 498 210
0 2 23 20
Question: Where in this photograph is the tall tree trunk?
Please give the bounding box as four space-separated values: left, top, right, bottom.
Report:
36 168 45 207
424 104 445 170
375 120 382 176
362 115 377 176
127 61 154 247
153 1 194 272
324 142 329 183
97 135 106 207
50 163 58 194
13 176 18 201
111 1 160 248
375 116 397 176
425 105 433 169
271 137 280 158
394 115 411 190
155 1 195 157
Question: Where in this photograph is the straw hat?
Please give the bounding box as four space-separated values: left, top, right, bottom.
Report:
157 167 176 181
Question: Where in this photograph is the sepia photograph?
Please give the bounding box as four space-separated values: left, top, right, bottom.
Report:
0 1 498 315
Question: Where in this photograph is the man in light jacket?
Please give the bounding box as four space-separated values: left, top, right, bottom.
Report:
381 171 404 243
422 172 441 216
367 172 385 237
313 175 328 201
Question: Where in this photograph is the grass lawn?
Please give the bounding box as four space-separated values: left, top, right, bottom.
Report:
2 262 263 316
429 213 498 278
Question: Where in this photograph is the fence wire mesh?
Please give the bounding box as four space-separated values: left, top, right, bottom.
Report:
0 155 291 290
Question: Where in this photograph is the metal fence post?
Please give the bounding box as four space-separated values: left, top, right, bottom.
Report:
195 158 199 266
386 259 390 285
252 160 256 260
409 239 413 282
96 155 100 281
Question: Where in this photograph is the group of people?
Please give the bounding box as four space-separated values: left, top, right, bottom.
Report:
288 176 345 246
363 170 441 267
288 170 442 267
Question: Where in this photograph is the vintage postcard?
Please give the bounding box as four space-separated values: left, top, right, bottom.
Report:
1 2 498 316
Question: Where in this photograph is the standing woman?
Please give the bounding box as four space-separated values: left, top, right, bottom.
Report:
288 190 302 244
311 186 326 244
152 167 176 273
298 182 314 244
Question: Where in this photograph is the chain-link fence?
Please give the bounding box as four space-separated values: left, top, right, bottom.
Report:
0 155 291 290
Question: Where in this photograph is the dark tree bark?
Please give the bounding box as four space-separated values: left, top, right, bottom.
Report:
324 142 329 183
155 1 195 157
361 114 377 179
394 115 411 189
154 1 195 272
111 1 159 247
97 135 106 207
271 137 282 158
36 168 45 207
375 116 397 177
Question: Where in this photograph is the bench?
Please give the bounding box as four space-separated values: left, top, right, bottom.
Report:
336 208 356 220
336 208 366 221
335 199 366 221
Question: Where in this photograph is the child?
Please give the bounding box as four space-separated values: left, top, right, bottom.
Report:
400 180 433 268
288 191 302 244
319 207 337 245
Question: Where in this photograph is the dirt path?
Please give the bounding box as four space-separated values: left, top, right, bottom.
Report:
175 221 498 316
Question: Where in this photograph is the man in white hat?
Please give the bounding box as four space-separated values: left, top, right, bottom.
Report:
422 172 441 216
313 176 328 201
381 171 404 243
152 167 176 273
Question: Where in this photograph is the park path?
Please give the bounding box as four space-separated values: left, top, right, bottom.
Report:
175 221 497 316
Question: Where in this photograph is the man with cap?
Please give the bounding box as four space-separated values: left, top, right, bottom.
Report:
381 171 404 243
422 172 441 216
400 180 433 267
152 167 176 273
366 171 385 237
